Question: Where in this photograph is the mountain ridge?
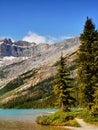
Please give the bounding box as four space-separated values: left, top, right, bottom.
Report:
0 37 80 83
0 37 79 57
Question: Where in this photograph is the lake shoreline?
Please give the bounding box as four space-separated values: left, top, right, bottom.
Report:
0 109 66 130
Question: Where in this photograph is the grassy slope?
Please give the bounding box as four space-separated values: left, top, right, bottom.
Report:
2 76 56 108
0 66 57 108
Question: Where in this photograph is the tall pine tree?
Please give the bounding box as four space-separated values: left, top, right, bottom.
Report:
77 17 98 109
91 30 98 114
53 55 75 111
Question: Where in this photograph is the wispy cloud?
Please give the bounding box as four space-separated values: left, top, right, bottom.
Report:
22 32 46 44
22 31 73 44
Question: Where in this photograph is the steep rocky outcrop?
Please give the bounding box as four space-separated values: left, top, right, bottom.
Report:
0 38 49 57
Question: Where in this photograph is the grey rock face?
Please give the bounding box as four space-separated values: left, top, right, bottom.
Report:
0 38 49 57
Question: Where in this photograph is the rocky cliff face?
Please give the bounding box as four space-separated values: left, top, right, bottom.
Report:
0 38 49 57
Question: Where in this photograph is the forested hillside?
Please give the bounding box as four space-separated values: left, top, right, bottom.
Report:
0 50 77 108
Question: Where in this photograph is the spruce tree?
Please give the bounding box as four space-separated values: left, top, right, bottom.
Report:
91 34 98 114
77 17 98 109
53 56 75 111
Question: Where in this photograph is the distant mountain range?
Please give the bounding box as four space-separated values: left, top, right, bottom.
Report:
0 38 47 57
0 37 80 79
0 37 79 57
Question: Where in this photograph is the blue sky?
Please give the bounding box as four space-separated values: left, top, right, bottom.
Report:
0 0 98 43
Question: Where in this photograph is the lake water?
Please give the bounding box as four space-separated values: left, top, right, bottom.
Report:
0 109 68 130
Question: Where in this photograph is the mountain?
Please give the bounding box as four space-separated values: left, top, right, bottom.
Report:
0 37 79 58
0 37 80 108
0 38 47 57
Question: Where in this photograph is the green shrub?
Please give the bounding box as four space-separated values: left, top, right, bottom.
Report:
65 119 80 127
76 108 98 124
91 105 98 116
36 108 98 126
36 110 80 127
36 116 50 125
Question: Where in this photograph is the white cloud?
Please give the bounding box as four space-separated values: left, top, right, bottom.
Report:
22 31 73 44
22 32 46 44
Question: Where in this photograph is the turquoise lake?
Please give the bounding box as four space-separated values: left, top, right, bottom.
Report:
0 109 68 130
